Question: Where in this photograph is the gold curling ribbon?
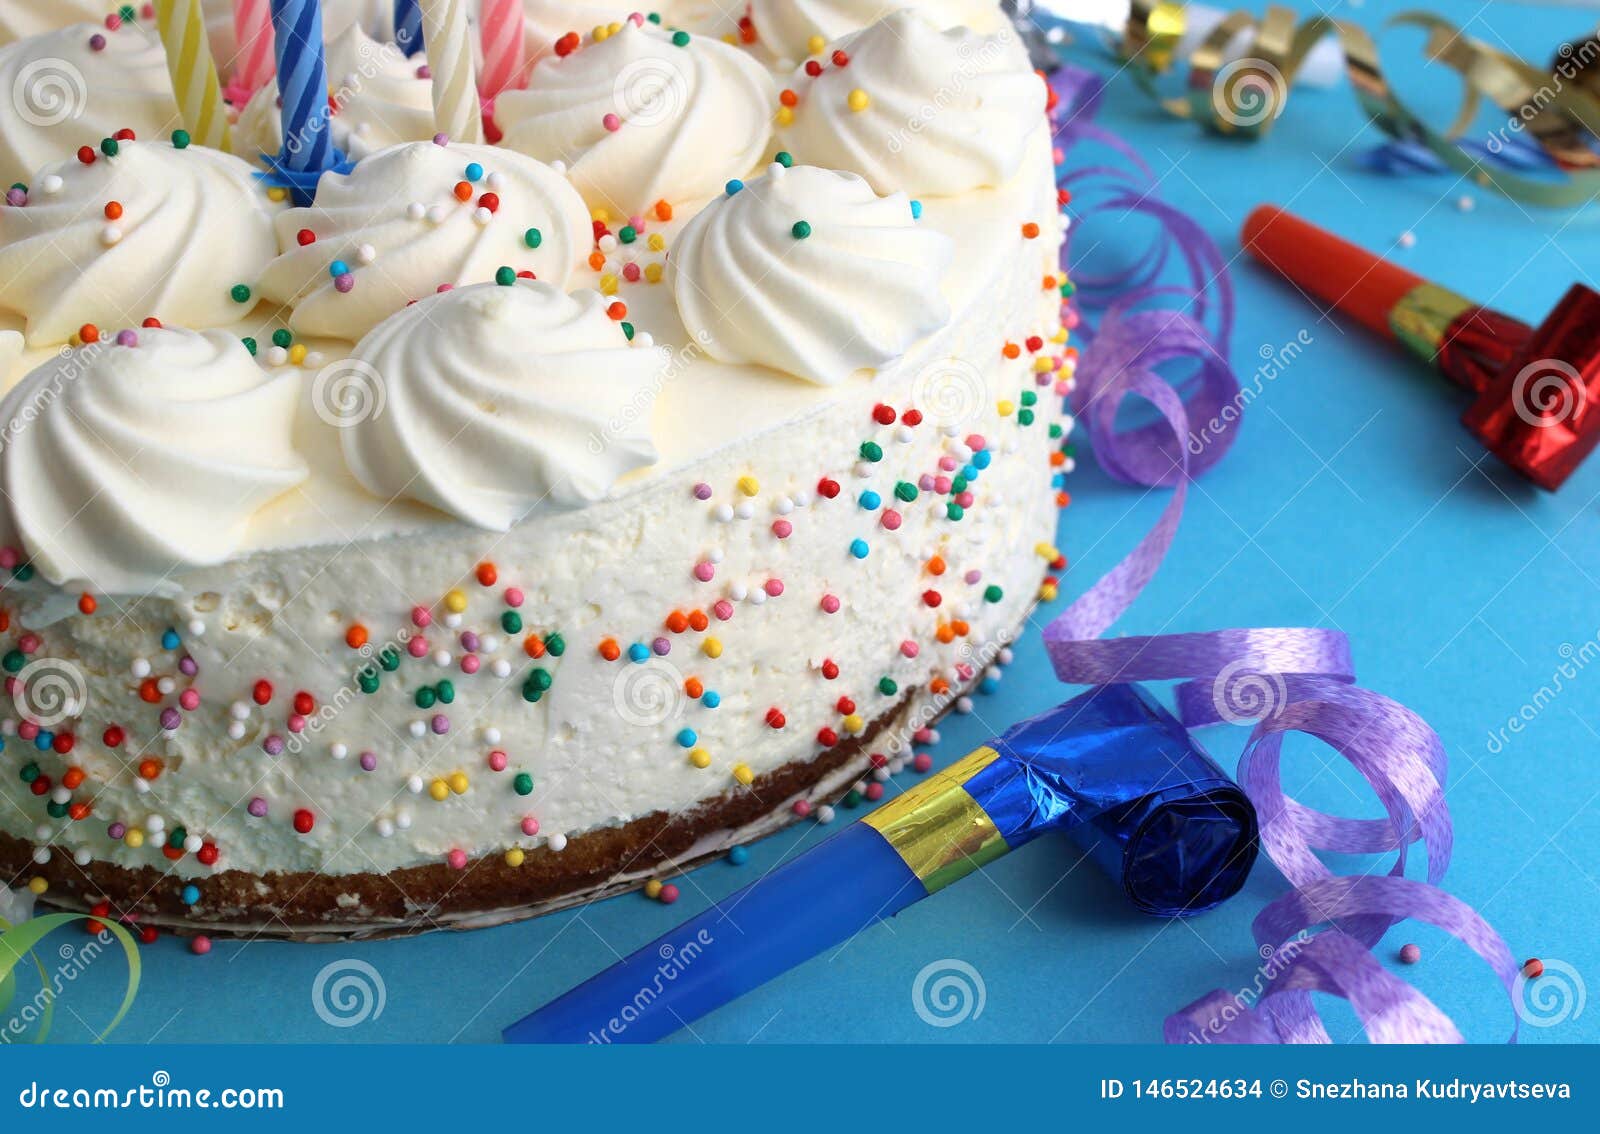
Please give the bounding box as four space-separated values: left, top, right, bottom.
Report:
1389 282 1477 361
1126 0 1187 73
1118 4 1600 205
863 746 1011 893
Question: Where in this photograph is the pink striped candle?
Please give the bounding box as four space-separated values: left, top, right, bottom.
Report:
229 0 276 99
478 0 527 103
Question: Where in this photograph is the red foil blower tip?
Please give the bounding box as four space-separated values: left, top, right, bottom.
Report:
1241 204 1600 491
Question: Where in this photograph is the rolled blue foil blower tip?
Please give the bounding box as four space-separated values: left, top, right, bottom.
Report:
504 683 1256 1044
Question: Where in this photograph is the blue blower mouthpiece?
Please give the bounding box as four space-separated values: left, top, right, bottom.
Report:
504 683 1256 1044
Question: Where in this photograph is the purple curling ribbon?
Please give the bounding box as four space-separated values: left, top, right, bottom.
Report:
1046 64 1520 1043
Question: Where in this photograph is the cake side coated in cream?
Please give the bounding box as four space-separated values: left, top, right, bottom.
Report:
0 5 1077 927
0 137 1068 881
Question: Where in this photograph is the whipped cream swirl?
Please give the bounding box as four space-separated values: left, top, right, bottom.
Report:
516 1 695 59
235 24 436 164
0 329 307 593
668 164 953 385
0 23 182 182
0 1 106 47
748 0 1004 65
496 20 775 214
258 140 590 343
777 10 1045 197
340 281 667 528
0 140 278 346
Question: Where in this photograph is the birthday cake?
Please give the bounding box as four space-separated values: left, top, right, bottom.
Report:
0 1 1073 938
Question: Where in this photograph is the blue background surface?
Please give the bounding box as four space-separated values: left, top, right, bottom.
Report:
29 0 1600 1045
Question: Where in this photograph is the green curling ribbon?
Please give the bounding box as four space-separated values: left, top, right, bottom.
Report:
0 911 141 1043
1120 2 1600 206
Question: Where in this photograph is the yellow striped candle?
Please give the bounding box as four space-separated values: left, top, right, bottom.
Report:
156 0 231 150
419 0 483 144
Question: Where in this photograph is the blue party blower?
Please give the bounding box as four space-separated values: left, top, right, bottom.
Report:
504 683 1256 1044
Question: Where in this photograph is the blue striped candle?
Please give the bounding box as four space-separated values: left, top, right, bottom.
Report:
268 0 334 180
395 0 424 57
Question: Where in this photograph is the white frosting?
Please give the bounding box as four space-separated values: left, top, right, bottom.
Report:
233 92 292 166
777 11 1045 197
514 2 741 57
0 1 107 47
0 329 307 593
496 20 775 214
258 140 591 343
748 0 1005 65
0 23 181 183
234 25 436 164
0 140 277 347
669 164 953 385
341 281 666 528
519 1 663 57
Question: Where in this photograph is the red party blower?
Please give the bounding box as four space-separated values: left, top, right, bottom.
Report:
1241 205 1600 490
